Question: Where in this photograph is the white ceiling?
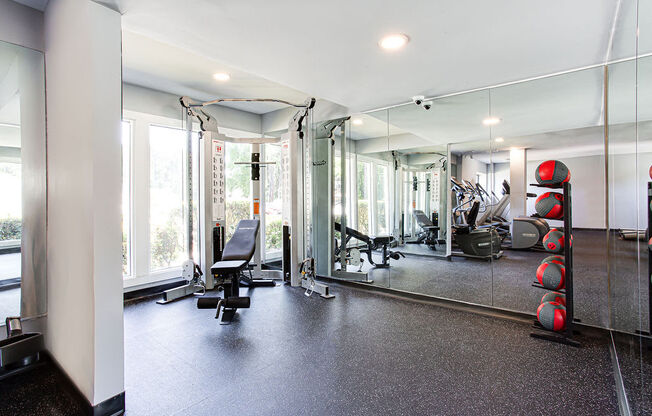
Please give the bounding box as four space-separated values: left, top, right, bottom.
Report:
108 0 626 113
0 43 19 128
350 56 652 160
451 120 652 165
122 31 311 114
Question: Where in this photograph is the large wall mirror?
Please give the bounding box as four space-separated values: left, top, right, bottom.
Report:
319 58 648 333
0 40 47 325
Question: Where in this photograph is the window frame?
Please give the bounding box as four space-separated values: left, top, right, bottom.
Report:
123 110 199 290
121 119 134 278
122 111 268 291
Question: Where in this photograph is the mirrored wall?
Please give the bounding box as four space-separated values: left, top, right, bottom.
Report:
609 1 652 414
0 40 47 324
318 45 650 336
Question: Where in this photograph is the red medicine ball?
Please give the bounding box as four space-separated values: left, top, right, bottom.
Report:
543 230 567 253
537 301 566 331
535 160 570 185
535 192 564 219
536 262 565 290
540 255 564 266
541 291 566 307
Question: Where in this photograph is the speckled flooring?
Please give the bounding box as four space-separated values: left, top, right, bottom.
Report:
613 332 652 416
356 229 646 332
124 283 619 416
0 361 86 416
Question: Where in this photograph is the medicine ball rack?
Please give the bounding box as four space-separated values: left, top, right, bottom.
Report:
530 182 581 347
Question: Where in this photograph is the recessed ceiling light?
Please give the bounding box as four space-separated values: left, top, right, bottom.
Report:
495 137 504 142
213 72 230 82
379 34 409 50
483 117 501 126
352 118 364 126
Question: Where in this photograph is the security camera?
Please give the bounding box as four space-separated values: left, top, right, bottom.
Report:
412 95 425 106
423 101 432 110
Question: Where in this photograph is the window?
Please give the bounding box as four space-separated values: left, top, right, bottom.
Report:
0 161 21 284
334 154 353 224
121 120 132 277
357 161 371 235
224 142 251 241
376 164 389 234
0 162 21 243
263 143 282 257
149 125 187 271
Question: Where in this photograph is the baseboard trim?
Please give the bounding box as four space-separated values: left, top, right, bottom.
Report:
0 246 20 255
0 277 20 291
318 275 534 324
45 352 126 416
123 279 185 302
92 392 125 416
318 276 611 340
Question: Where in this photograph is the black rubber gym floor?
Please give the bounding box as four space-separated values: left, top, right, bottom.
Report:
359 229 647 332
0 360 87 415
613 332 652 416
124 282 619 415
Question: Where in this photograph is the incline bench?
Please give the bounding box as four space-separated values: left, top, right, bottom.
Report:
197 219 272 324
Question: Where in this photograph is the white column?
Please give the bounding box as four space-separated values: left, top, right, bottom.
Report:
44 0 124 406
509 148 528 218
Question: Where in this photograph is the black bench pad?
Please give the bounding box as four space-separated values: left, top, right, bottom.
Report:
211 260 248 275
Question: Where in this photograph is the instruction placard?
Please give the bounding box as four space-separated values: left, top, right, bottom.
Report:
212 139 226 222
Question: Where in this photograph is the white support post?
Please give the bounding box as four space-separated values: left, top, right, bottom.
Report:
509 148 528 218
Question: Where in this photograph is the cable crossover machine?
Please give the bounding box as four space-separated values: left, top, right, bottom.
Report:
157 95 335 306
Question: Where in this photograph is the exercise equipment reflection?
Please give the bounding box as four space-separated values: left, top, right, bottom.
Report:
451 200 503 260
334 222 404 268
407 210 444 250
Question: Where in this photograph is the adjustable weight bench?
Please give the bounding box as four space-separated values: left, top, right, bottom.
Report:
197 219 270 324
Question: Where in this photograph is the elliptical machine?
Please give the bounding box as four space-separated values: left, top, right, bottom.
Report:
451 200 503 260
474 180 549 251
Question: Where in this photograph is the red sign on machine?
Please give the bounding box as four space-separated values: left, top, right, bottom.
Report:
253 198 260 215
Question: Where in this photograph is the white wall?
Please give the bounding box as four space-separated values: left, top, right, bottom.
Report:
45 0 124 406
0 0 43 51
459 154 487 185
123 83 262 133
527 154 606 229
509 149 527 218
492 162 510 195
609 151 652 230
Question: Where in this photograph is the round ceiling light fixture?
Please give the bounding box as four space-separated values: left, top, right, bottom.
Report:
483 117 501 126
213 72 231 82
379 34 409 50
352 118 364 126
495 137 504 142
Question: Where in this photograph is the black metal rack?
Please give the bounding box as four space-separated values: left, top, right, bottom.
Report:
529 182 580 347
